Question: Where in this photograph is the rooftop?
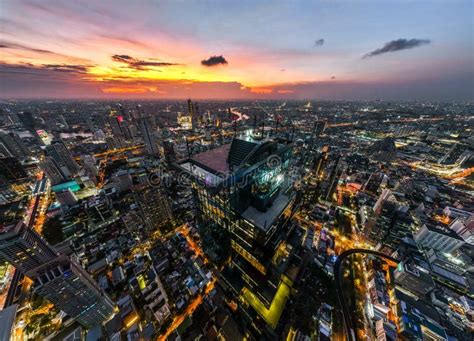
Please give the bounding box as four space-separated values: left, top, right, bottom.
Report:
191 143 231 174
425 223 464 241
184 132 289 177
241 191 291 232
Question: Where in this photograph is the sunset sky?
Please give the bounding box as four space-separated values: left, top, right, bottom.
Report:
1 0 472 100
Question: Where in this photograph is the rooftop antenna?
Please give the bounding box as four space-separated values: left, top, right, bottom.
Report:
233 119 237 137
291 121 295 142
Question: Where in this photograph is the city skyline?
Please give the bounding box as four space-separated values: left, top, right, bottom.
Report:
0 97 472 339
1 0 473 100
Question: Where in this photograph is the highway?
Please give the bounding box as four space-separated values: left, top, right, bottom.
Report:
333 249 398 341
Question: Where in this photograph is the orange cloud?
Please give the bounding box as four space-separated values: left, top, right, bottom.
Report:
249 87 273 94
101 87 148 94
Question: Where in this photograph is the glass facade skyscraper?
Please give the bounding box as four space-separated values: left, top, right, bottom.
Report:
0 222 115 328
178 132 299 334
28 255 116 328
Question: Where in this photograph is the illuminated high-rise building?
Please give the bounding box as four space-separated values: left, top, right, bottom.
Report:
55 188 78 207
28 255 115 328
136 185 172 234
139 118 160 156
187 98 195 117
163 139 176 163
0 132 30 159
0 222 115 328
45 138 79 177
40 156 69 185
188 98 197 129
108 115 125 139
17 112 44 145
177 112 193 130
177 132 298 334
0 222 58 274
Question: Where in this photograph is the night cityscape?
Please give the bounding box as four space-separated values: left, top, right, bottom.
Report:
0 1 473 341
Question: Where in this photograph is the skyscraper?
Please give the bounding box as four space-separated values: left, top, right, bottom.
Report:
177 132 298 333
27 255 116 328
162 140 176 163
136 186 172 234
81 154 98 181
139 118 160 156
188 98 197 130
40 156 69 185
187 98 195 117
17 111 36 131
0 157 28 183
0 222 57 274
17 112 44 145
108 115 124 139
0 222 116 327
45 139 80 177
313 120 327 137
0 132 30 159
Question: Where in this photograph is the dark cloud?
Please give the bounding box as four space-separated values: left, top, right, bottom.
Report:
0 41 91 64
0 62 91 75
201 55 228 67
111 54 179 69
41 64 89 73
363 38 430 58
314 39 325 47
133 61 178 67
0 41 55 54
111 54 134 63
331 76 336 80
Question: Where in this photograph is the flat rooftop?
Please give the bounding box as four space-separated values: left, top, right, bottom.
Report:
191 143 231 174
241 191 291 232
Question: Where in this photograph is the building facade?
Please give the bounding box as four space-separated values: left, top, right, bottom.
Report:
27 255 116 328
0 222 116 328
178 132 299 333
45 139 80 178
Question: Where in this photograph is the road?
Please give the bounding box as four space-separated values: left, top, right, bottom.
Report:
156 224 216 340
333 249 398 341
1 174 55 340
157 278 216 341
229 108 250 121
3 175 49 311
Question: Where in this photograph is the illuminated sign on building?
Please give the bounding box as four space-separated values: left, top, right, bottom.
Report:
36 129 52 145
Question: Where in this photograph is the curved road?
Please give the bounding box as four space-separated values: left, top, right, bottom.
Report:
334 249 399 341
